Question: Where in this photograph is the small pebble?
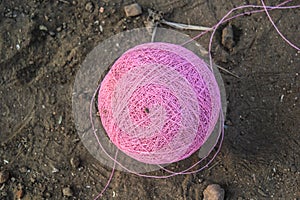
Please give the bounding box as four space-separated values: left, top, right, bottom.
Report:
30 177 36 183
85 2 94 13
225 119 233 126
15 188 24 199
0 170 9 184
58 115 63 125
19 166 28 173
49 31 56 37
99 7 104 13
203 184 225 200
44 192 51 198
124 3 142 17
222 24 235 51
62 187 73 197
99 25 103 33
70 156 81 169
39 24 48 31
52 167 59 173
56 26 62 32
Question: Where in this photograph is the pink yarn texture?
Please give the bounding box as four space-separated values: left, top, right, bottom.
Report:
97 42 221 165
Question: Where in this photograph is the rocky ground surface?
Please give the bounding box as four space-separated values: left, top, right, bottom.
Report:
0 0 299 199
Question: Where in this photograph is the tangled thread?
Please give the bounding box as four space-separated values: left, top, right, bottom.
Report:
98 42 221 164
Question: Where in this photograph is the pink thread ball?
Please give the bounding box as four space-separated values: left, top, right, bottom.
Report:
98 42 221 165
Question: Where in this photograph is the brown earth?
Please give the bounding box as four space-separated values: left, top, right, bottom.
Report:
0 0 299 199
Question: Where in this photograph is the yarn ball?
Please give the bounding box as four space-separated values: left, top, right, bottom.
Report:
97 42 221 165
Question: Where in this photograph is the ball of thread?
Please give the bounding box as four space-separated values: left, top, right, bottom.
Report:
98 42 221 165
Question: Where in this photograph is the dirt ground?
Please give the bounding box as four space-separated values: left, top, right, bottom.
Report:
0 0 299 199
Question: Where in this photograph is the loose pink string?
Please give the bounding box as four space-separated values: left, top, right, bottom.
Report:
93 150 118 199
181 0 300 73
261 0 300 51
207 1 300 71
182 0 299 47
92 1 300 199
